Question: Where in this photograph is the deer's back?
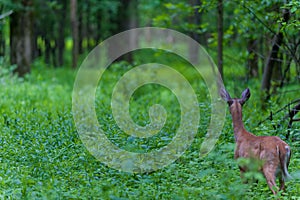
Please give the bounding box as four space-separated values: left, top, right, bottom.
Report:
235 133 288 162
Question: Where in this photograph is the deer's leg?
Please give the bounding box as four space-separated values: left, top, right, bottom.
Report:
279 174 285 191
239 166 247 183
263 166 278 195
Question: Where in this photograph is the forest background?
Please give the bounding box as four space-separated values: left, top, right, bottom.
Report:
0 0 300 199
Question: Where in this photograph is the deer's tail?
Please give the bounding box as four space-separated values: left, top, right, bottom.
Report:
279 145 292 181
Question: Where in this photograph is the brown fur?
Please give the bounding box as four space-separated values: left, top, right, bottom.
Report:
220 88 292 195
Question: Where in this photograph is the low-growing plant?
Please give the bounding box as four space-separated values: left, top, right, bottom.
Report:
0 58 299 199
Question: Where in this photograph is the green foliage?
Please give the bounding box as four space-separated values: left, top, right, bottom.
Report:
152 1 205 34
0 54 299 199
1 0 300 198
152 0 300 83
280 0 300 31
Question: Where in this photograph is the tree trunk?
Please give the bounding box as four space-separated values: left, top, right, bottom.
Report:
0 5 4 56
10 0 33 77
272 51 283 89
280 57 293 87
57 0 67 66
44 37 51 64
95 9 102 44
87 6 93 51
261 7 290 106
286 102 300 139
0 26 4 56
0 9 12 57
246 39 259 78
217 0 223 79
261 32 283 101
31 25 40 60
78 3 84 54
127 0 138 63
109 0 138 63
51 40 57 67
70 0 79 68
188 0 202 64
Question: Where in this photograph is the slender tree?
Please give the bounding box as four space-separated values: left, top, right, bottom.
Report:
217 0 223 79
70 0 79 68
0 10 12 57
109 0 138 63
188 0 202 64
246 39 258 78
57 0 67 66
10 0 33 76
261 5 290 105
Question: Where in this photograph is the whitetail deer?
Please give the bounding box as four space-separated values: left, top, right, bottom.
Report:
220 88 292 195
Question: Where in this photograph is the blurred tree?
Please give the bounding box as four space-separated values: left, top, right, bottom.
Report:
70 0 78 68
260 0 300 108
246 39 258 78
217 0 223 79
10 0 33 76
1 0 298 86
108 0 138 63
0 9 12 57
57 0 67 66
152 0 299 86
261 4 290 98
188 0 202 64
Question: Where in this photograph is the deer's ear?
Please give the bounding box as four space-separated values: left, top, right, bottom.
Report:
240 88 251 105
220 88 232 105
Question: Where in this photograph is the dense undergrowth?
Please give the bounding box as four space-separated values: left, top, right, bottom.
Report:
0 55 299 199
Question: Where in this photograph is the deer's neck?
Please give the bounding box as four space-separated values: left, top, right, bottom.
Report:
230 103 249 141
232 113 245 133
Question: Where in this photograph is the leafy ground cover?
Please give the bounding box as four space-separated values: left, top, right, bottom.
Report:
0 58 299 199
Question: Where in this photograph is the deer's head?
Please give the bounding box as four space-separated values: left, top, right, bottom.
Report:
220 88 251 114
